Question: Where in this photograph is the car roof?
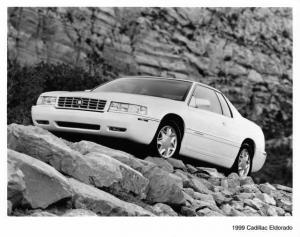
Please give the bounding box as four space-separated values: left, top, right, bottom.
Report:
119 76 221 93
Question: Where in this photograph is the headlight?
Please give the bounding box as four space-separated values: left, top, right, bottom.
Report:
36 96 57 105
109 102 147 115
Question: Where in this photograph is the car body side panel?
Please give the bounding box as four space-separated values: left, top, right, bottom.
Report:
179 107 240 168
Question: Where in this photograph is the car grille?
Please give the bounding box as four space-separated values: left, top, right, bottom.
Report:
57 97 106 112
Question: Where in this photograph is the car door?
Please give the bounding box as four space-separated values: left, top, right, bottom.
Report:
215 92 241 166
180 85 236 167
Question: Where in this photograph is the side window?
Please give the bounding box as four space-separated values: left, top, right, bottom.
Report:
190 86 222 115
216 92 232 118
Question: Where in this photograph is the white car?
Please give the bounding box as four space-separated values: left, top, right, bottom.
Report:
31 76 267 177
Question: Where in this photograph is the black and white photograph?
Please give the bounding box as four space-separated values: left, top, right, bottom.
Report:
2 1 299 237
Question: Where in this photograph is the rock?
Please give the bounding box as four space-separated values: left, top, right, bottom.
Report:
235 192 255 201
274 206 286 216
274 184 292 193
241 184 260 193
193 192 216 206
221 189 234 197
173 169 190 187
266 206 278 216
193 199 222 214
212 192 232 205
221 179 229 189
271 189 292 202
181 206 197 216
63 209 98 216
244 198 264 210
231 201 244 211
240 176 254 186
30 210 57 217
8 149 72 209
227 173 240 180
7 201 12 216
187 176 211 194
277 199 292 212
166 158 186 170
71 141 155 175
256 193 276 205
196 167 225 179
182 191 195 207
259 183 277 194
7 158 26 207
221 204 234 216
183 187 195 197
226 176 241 193
243 206 260 216
69 178 154 216
212 186 224 193
8 124 149 198
138 166 185 205
196 207 224 216
151 203 178 216
207 177 221 186
231 209 246 216
186 164 197 174
145 157 174 173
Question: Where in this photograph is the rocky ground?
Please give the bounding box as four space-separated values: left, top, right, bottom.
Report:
7 124 292 217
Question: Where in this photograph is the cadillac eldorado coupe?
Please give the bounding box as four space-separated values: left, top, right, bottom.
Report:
32 76 267 177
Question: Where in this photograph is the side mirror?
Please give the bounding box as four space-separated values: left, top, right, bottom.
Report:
84 89 91 92
192 97 211 109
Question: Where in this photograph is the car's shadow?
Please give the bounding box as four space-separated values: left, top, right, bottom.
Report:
53 131 229 174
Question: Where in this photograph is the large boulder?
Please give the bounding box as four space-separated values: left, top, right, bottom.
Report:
70 140 155 174
143 166 185 205
69 178 154 216
7 158 26 208
71 141 186 205
8 149 72 209
7 124 149 198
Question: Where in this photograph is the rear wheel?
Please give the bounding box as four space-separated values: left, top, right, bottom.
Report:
233 143 253 177
154 121 181 158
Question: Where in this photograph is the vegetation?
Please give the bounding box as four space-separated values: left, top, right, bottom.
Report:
7 60 115 125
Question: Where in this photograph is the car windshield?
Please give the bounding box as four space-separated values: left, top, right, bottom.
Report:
93 78 193 101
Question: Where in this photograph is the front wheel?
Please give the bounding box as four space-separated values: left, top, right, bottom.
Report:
232 143 253 177
154 122 181 159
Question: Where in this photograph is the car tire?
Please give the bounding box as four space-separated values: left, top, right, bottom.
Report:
231 143 253 177
152 121 181 159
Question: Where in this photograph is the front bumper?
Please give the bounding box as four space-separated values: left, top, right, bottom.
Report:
31 105 160 145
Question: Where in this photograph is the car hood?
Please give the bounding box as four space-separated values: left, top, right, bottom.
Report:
41 91 186 108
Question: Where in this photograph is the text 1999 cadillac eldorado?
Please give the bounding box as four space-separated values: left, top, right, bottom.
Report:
31 76 267 177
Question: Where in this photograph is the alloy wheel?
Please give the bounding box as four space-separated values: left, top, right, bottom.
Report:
157 125 178 158
238 148 251 177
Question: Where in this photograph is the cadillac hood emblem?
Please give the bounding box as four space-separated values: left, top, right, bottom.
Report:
76 99 82 105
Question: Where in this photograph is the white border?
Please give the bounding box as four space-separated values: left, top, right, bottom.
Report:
1 1 299 237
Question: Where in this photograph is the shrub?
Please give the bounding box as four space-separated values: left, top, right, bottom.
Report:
7 60 115 124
